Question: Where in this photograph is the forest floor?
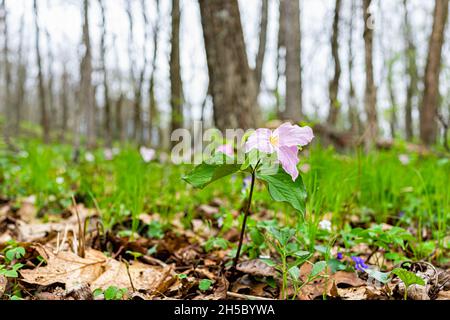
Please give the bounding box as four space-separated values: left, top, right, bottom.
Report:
0 140 449 300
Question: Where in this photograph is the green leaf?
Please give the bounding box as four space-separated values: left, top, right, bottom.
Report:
257 168 307 213
392 268 425 288
260 258 277 267
310 261 327 278
198 279 213 291
288 266 300 280
365 269 391 284
183 161 241 189
104 286 120 300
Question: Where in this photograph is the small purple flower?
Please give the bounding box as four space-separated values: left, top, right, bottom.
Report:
241 176 252 195
351 256 368 271
337 252 343 260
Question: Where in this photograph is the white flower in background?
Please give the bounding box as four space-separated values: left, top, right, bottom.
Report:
300 163 311 173
140 147 155 163
104 148 114 161
158 152 169 164
48 195 57 202
398 154 410 165
112 147 120 155
56 177 65 185
18 150 29 158
85 152 95 163
318 219 332 232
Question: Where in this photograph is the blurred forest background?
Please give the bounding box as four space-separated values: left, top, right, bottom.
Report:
0 0 449 151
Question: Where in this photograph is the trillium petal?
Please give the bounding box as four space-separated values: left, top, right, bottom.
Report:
277 145 300 181
245 128 275 154
216 144 234 157
275 123 314 147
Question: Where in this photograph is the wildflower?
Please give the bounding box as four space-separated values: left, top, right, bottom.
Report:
398 154 410 165
300 163 311 173
337 252 343 260
241 176 252 195
104 148 114 161
85 152 95 163
216 144 234 157
351 256 368 271
56 177 64 185
18 151 29 158
140 146 155 163
245 122 314 181
112 147 120 156
318 219 332 232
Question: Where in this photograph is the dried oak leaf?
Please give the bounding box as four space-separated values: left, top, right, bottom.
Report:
0 275 7 298
20 246 107 288
236 259 277 277
20 245 174 295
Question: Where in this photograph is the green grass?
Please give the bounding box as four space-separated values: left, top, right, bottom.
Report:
0 140 448 262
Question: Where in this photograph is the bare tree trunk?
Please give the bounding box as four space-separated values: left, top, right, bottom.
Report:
125 0 142 143
80 0 95 149
363 0 378 150
1 0 10 143
33 0 49 143
199 0 259 131
420 0 449 145
347 0 359 134
403 0 418 141
327 0 342 126
282 0 302 122
145 0 160 147
255 0 268 92
46 30 56 132
59 64 69 143
98 0 112 147
13 11 26 137
1 0 12 143
387 56 398 139
170 0 183 139
276 0 286 117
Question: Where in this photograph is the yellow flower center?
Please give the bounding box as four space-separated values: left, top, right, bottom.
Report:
269 135 279 147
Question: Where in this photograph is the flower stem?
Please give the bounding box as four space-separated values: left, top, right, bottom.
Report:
233 170 256 269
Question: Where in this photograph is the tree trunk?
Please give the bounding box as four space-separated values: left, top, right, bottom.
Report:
327 0 342 126
255 0 268 92
282 0 302 122
33 0 49 143
98 0 112 147
125 0 142 143
387 56 398 139
13 11 26 137
199 0 259 131
80 0 95 149
59 65 69 143
170 0 183 139
146 0 160 147
1 0 12 142
403 0 418 141
363 0 378 150
420 0 449 145
276 0 286 117
347 0 360 134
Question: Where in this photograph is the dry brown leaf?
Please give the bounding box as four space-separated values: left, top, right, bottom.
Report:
236 259 276 277
436 290 450 300
20 245 174 295
17 197 38 223
91 259 172 293
20 246 106 289
0 274 7 298
337 287 367 300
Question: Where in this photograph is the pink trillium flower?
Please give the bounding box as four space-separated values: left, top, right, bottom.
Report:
244 122 314 181
140 146 155 163
216 144 234 157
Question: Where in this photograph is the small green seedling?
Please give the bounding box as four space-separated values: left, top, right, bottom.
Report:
198 279 213 291
94 286 128 300
391 268 425 300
